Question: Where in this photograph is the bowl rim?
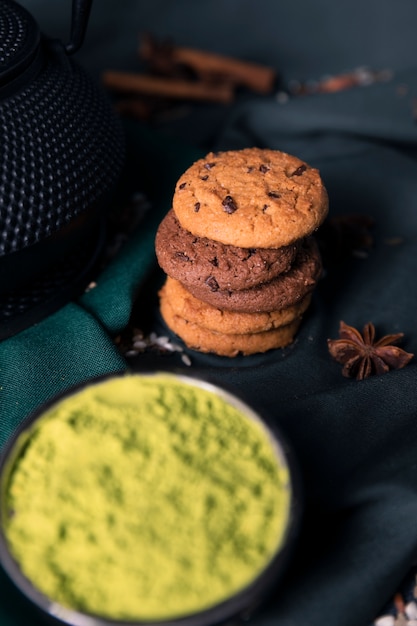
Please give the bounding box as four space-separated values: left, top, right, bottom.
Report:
0 370 303 626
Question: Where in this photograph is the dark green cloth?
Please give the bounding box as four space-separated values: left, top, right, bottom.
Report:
3 2 417 625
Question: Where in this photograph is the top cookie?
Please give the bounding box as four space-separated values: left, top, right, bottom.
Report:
172 147 329 248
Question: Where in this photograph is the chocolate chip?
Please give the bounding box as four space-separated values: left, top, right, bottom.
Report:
194 202 201 212
247 166 255 173
267 191 281 199
204 162 216 170
291 164 307 176
209 257 219 267
175 252 190 262
206 276 219 291
179 182 187 189
259 164 270 173
201 175 209 181
222 195 237 213
262 204 269 212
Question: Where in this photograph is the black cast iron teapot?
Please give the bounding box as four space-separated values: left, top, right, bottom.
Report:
0 0 125 294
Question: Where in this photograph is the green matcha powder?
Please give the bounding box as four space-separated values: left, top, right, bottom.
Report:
3 374 291 621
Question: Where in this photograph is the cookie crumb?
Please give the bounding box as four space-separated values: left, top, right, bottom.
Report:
181 353 192 366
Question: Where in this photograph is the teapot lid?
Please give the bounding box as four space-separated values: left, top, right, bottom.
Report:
0 0 40 88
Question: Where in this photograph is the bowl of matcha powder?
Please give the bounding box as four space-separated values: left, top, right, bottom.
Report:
0 372 301 626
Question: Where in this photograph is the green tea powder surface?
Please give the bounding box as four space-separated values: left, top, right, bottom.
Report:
4 374 291 621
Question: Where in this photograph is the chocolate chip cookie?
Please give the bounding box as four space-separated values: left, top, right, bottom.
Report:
172 147 328 248
182 236 322 313
159 276 312 335
160 293 302 357
155 209 299 291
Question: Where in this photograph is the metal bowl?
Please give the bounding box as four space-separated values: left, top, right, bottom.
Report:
0 371 302 626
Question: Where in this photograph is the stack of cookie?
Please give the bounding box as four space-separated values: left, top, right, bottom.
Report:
155 147 328 357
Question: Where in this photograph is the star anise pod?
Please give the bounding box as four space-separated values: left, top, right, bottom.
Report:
328 321 414 380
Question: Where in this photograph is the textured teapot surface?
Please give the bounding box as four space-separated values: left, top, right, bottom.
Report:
0 0 125 292
0 0 41 87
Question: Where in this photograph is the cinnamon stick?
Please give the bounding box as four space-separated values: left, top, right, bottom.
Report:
102 70 234 103
139 36 276 94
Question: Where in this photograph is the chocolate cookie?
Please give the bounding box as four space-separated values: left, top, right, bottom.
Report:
155 209 299 291
160 294 302 357
159 276 312 335
183 236 322 313
173 147 328 248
